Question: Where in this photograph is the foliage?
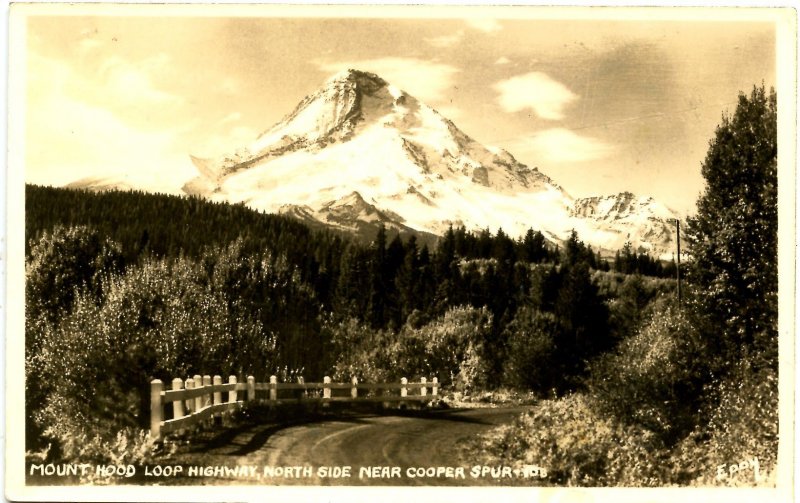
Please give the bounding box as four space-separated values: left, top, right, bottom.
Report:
31 255 274 447
26 185 347 307
64 429 159 482
201 239 323 377
25 226 124 446
673 357 778 486
481 394 668 486
612 240 671 277
589 299 711 443
26 225 124 326
685 85 778 363
475 85 780 487
501 308 557 394
329 306 493 392
603 273 676 339
551 261 611 385
327 317 392 383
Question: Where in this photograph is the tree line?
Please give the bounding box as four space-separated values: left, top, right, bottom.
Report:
25 182 679 464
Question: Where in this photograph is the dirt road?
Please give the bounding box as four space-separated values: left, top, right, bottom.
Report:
164 406 531 486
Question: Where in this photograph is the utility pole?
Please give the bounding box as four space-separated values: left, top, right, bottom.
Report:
675 219 682 306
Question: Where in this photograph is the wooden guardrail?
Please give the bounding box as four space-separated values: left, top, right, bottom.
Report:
150 375 438 440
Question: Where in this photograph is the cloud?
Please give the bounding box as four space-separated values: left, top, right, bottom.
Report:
493 72 577 120
26 91 193 191
425 30 465 48
466 18 502 33
524 128 616 163
494 56 511 65
25 51 194 191
220 111 242 125
318 58 460 104
96 53 181 107
77 37 102 53
424 18 502 48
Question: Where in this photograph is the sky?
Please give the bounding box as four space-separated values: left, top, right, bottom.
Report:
20 7 778 216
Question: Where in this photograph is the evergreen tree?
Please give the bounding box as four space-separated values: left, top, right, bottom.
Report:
563 230 584 266
416 244 435 312
395 235 419 323
685 85 778 364
553 261 610 385
367 225 389 327
521 228 547 263
620 241 634 274
492 227 516 266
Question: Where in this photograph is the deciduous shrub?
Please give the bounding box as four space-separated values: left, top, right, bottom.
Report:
501 308 557 394
29 256 276 461
330 306 493 391
26 225 124 326
25 226 125 448
674 357 778 486
481 394 668 486
588 299 710 443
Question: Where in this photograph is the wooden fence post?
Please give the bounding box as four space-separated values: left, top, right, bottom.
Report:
323 376 331 407
270 375 278 402
420 377 427 397
194 374 203 412
432 377 438 396
184 377 195 414
202 375 212 411
228 375 237 403
351 377 358 399
400 377 407 398
150 379 163 440
323 376 331 399
247 376 255 402
212 375 223 425
213 375 223 406
172 378 185 420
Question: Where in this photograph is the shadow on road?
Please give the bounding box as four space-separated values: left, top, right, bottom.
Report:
180 405 513 457
390 407 498 425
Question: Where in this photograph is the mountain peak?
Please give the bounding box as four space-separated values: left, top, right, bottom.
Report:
176 70 677 259
325 68 388 88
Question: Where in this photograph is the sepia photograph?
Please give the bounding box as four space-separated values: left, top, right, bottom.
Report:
4 3 796 502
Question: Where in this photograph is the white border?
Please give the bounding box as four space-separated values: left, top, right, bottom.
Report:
4 3 797 502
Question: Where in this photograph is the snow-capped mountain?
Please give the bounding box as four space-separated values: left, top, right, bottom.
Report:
66 175 138 193
183 69 570 233
571 192 678 256
74 69 681 258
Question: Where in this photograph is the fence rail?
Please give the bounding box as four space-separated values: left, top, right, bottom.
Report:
150 375 438 440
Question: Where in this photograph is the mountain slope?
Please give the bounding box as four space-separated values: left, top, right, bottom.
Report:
570 192 678 256
75 69 681 258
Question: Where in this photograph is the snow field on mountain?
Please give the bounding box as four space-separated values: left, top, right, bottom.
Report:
70 69 680 259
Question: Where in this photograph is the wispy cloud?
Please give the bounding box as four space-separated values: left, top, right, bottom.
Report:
425 30 465 48
317 57 460 104
220 111 242 125
466 18 502 33
25 51 193 190
523 128 616 163
96 53 181 107
425 18 502 48
493 71 577 120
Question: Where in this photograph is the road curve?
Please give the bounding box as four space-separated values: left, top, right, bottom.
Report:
168 406 531 486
